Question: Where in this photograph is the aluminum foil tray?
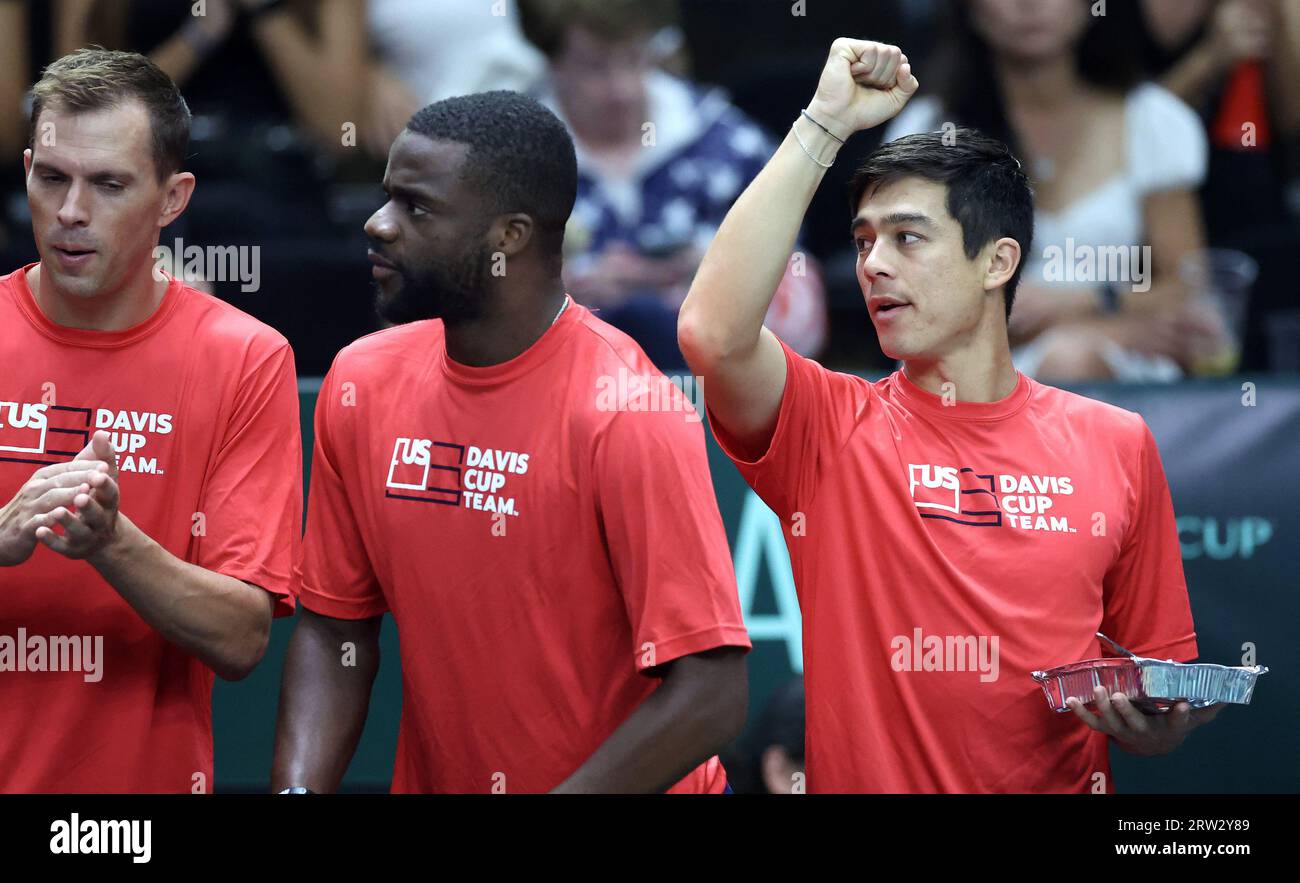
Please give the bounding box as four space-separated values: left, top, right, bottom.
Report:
1031 633 1268 714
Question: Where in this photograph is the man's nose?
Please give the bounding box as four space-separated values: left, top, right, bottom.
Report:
861 241 894 278
364 205 397 241
56 182 91 227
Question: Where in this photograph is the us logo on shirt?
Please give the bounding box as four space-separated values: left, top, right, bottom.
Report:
908 464 1001 527
0 399 172 474
384 436 528 516
908 463 1078 533
0 401 84 463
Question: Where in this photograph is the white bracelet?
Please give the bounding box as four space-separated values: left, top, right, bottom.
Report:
793 118 835 168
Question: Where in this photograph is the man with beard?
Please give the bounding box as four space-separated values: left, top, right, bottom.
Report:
272 91 751 793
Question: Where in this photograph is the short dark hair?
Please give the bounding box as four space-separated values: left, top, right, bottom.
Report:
847 128 1034 320
30 48 190 182
405 91 577 269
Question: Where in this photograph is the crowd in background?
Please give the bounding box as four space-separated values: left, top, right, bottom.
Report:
1 0 1296 379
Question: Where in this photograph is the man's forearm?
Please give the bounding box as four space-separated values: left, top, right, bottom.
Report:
552 651 747 794
250 0 366 156
87 513 274 680
271 611 380 793
679 116 840 360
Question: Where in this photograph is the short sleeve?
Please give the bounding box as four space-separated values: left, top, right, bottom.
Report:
881 95 945 143
593 381 751 673
193 341 302 617
1099 419 1198 661
706 336 874 520
1127 82 1207 193
296 365 387 620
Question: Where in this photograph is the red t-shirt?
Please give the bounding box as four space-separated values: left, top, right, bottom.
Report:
0 264 302 793
297 299 750 793
710 339 1198 793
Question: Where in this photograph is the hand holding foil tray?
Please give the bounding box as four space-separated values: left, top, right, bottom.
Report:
1031 633 1268 714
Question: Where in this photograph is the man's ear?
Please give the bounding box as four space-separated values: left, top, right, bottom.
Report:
492 213 535 259
983 237 1021 292
159 171 196 229
23 148 32 177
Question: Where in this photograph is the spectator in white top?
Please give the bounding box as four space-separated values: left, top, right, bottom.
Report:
885 0 1222 381
364 0 547 159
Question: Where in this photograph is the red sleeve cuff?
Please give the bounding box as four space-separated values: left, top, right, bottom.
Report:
220 566 296 618
297 582 389 620
637 624 752 673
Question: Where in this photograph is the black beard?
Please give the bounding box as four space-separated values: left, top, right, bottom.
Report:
374 244 490 326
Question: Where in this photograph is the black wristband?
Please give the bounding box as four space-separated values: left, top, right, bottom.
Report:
800 108 846 144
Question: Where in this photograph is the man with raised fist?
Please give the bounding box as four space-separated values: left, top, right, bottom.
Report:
0 49 302 792
679 39 1213 793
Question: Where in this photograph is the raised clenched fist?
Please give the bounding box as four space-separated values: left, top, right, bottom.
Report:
806 38 919 139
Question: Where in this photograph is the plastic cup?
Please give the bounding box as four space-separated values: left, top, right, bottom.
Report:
1179 248 1259 376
